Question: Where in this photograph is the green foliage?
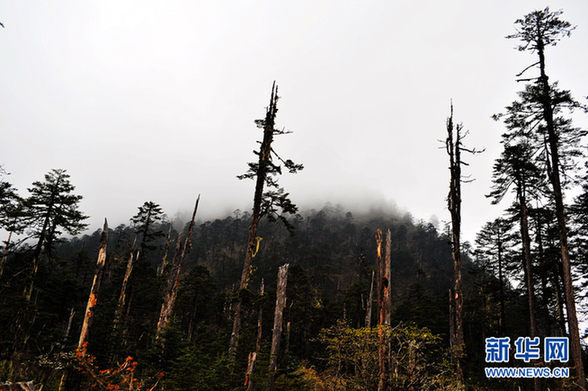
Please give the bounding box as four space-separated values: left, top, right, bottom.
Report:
314 320 456 390
164 345 236 391
237 83 303 235
130 201 166 255
25 169 88 258
0 173 25 235
507 7 575 52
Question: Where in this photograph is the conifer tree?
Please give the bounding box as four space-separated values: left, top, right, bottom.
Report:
228 82 303 359
24 168 88 300
498 8 587 386
475 217 516 335
0 169 25 277
570 164 588 297
488 141 545 342
130 201 165 258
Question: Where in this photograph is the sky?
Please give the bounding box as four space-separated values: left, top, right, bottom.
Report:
1 1 587 245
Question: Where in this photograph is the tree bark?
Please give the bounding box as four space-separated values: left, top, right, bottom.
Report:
446 106 465 384
78 219 108 349
158 223 173 276
156 232 182 336
113 242 137 334
519 200 538 339
156 196 200 337
385 229 391 325
268 264 289 391
536 35 585 389
365 271 374 328
245 352 257 391
229 83 279 359
376 229 390 391
245 280 265 391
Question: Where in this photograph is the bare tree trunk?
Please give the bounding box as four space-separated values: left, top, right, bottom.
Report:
78 219 108 349
256 279 265 352
365 271 374 328
245 280 265 391
446 106 465 384
229 83 279 360
60 220 107 391
245 352 257 391
113 242 137 334
63 307 76 344
158 223 173 276
156 232 182 335
449 289 455 351
268 264 289 391
385 230 391 325
376 230 390 391
157 196 200 337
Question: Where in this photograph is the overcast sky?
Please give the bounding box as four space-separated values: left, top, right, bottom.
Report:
1 1 587 244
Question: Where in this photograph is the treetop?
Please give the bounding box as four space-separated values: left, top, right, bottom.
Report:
507 7 575 52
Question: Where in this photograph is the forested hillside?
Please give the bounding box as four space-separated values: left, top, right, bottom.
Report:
2 191 585 390
1 200 468 389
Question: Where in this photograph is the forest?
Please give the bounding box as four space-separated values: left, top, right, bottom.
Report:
1 7 588 391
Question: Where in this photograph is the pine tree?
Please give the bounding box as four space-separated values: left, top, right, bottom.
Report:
500 8 587 386
130 201 165 258
23 168 88 300
475 217 517 335
488 142 545 342
0 169 25 277
228 82 303 359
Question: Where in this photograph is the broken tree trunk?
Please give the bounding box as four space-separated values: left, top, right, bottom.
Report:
78 219 108 349
158 223 174 276
157 195 200 338
365 271 374 328
376 230 390 391
446 105 465 384
229 84 279 360
385 229 391 325
245 280 265 391
113 239 137 334
156 232 182 336
245 352 257 391
268 264 289 391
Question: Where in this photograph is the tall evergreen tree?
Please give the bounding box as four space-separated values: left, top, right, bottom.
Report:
130 201 165 258
0 168 24 233
499 8 587 386
570 164 588 291
475 217 516 335
228 82 303 359
24 168 88 300
487 141 545 345
0 170 25 277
